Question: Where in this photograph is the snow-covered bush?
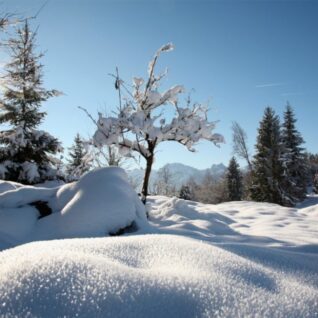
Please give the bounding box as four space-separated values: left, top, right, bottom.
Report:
93 43 224 202
0 167 148 247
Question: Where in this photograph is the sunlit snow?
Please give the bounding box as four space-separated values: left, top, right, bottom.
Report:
0 167 317 317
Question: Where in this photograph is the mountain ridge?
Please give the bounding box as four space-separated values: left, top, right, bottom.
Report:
127 162 227 191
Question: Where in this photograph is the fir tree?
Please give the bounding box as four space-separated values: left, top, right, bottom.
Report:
0 21 62 184
250 107 287 205
179 184 193 200
281 104 308 204
313 173 318 194
306 152 318 192
226 156 242 201
66 133 91 180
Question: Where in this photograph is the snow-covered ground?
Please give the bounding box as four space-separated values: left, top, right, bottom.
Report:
0 168 317 317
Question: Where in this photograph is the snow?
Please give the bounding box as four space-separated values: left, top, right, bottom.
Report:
0 172 317 317
0 235 317 317
0 167 147 247
0 180 23 194
149 196 318 246
31 167 148 241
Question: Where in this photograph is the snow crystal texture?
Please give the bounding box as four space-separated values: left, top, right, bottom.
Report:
0 235 317 318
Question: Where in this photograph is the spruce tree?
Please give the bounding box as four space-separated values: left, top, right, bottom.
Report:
306 152 318 192
0 21 62 184
179 184 193 200
281 104 307 203
66 133 91 180
313 173 318 194
250 107 287 205
226 156 242 201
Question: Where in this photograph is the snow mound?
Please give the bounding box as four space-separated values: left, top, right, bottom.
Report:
0 180 23 194
32 167 148 240
0 167 147 248
0 235 317 318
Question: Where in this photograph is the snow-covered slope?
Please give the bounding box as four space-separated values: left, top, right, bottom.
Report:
0 174 317 317
1 234 317 318
149 196 318 246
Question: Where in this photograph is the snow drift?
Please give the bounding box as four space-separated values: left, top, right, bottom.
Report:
0 167 147 248
0 235 317 317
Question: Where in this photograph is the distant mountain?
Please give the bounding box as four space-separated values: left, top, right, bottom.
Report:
127 163 227 191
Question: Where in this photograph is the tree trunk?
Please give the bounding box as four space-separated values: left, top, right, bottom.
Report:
141 154 154 204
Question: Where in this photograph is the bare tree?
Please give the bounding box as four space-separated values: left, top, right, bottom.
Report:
90 144 125 168
191 171 228 204
231 121 252 171
153 166 176 196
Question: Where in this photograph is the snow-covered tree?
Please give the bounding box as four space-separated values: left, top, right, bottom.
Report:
226 156 242 201
281 104 308 204
179 184 193 200
250 107 287 205
0 21 62 184
92 43 224 202
66 133 91 181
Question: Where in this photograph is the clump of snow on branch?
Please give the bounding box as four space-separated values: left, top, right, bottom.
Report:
93 43 224 159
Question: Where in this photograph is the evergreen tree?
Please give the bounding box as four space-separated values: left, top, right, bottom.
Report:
313 173 318 194
0 21 62 184
306 152 318 192
66 133 91 180
281 104 308 203
179 184 193 200
226 156 242 201
250 107 287 205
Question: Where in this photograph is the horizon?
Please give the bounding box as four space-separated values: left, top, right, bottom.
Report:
1 0 317 169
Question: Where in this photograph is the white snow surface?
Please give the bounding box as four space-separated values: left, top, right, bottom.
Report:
0 167 147 247
0 175 318 317
1 235 317 318
149 196 318 246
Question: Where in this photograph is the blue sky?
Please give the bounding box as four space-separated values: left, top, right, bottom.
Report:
2 0 318 169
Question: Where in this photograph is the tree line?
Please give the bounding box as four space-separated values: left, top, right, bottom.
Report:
178 107 318 205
